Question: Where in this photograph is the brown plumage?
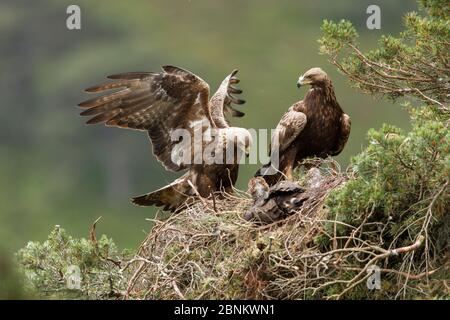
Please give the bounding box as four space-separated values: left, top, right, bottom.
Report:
255 67 351 185
245 168 328 224
244 177 308 224
78 66 251 212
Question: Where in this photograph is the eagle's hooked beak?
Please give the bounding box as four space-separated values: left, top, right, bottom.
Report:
297 76 311 88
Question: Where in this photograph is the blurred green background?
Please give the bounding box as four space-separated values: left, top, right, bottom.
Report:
0 0 417 255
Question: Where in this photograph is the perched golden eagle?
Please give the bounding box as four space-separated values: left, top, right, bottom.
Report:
256 67 351 185
79 66 251 212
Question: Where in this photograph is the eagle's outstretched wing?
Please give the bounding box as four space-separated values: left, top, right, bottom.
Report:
209 69 245 128
79 65 214 172
79 66 249 211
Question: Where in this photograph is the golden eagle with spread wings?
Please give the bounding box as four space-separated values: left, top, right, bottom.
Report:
256 67 351 185
79 66 251 212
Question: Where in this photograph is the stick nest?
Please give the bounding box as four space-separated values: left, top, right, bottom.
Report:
123 159 449 300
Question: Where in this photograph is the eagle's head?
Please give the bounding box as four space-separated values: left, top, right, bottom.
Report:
297 67 329 88
247 176 269 201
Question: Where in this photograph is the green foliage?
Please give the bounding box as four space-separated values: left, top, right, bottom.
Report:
322 0 449 256
326 109 449 246
319 0 449 299
320 106 449 298
319 1 449 110
319 19 358 55
16 226 130 299
419 0 450 19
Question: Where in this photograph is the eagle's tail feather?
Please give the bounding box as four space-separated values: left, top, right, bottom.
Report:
131 176 193 212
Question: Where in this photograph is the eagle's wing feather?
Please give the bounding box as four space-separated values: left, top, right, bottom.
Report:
270 104 307 156
269 180 304 196
331 113 351 156
255 103 306 179
209 69 246 128
79 65 213 172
